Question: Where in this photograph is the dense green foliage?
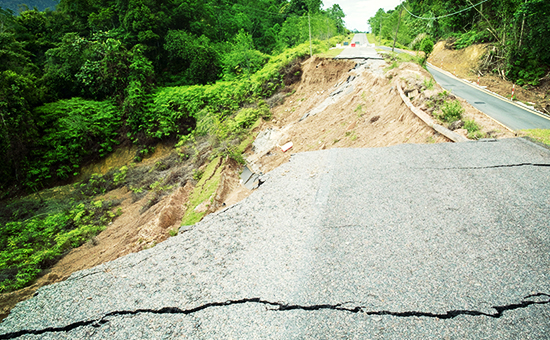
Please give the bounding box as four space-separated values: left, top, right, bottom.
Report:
0 199 121 292
369 0 550 86
30 98 122 186
0 1 348 194
0 1 346 292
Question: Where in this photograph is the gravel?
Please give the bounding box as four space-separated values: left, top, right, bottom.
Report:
1 138 550 339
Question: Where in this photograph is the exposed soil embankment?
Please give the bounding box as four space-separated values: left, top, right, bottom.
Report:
246 56 511 173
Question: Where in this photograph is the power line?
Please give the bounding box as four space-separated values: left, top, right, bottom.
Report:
209 4 289 18
401 0 491 20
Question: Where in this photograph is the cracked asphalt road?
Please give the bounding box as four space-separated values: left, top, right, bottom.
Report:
1 138 550 339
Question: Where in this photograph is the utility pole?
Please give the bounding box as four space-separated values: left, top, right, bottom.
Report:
392 6 403 52
308 12 313 57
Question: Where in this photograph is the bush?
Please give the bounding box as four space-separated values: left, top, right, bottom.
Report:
419 37 434 62
0 200 120 292
28 98 122 187
438 100 464 123
222 30 270 80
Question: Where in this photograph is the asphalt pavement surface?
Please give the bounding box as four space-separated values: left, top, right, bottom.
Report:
427 65 550 130
1 138 550 339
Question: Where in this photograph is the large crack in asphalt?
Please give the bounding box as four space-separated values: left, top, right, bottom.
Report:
421 163 550 170
1 293 548 339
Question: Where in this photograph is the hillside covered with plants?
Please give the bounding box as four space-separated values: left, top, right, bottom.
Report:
368 0 549 87
0 0 347 197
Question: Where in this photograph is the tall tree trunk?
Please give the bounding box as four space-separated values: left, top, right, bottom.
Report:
392 6 403 52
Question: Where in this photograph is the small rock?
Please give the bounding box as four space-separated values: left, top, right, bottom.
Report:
449 120 464 131
408 89 419 98
370 115 380 123
455 128 468 136
346 121 356 131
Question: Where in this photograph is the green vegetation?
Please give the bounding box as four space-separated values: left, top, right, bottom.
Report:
368 0 550 86
181 157 224 226
464 119 484 140
419 36 434 64
0 1 349 196
366 33 376 44
316 48 344 58
437 100 464 123
520 129 550 146
381 51 423 70
0 199 121 292
0 0 352 294
423 78 435 90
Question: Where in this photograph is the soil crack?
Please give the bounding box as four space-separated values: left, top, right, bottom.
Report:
1 294 548 339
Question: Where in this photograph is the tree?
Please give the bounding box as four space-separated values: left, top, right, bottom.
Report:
419 36 434 64
164 30 220 85
327 4 345 34
221 30 269 80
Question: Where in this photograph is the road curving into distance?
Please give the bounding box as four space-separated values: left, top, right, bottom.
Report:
376 45 550 131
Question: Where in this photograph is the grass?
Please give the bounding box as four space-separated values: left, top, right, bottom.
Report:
366 33 376 44
520 129 550 146
354 104 363 117
423 78 435 90
376 37 409 50
180 157 224 226
316 48 344 58
464 119 485 140
381 51 424 71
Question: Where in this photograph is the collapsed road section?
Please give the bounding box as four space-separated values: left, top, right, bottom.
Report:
1 138 549 339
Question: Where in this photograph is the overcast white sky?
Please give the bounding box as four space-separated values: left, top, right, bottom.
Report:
322 0 404 32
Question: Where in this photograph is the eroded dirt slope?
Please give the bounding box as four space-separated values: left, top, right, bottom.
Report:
246 56 512 173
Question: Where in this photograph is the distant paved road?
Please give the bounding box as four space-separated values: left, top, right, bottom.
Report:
335 33 381 60
376 45 550 130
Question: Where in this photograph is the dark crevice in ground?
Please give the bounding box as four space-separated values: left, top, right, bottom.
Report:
427 163 550 170
1 293 549 339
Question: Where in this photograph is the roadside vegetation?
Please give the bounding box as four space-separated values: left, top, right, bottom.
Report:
520 129 550 146
0 0 349 294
